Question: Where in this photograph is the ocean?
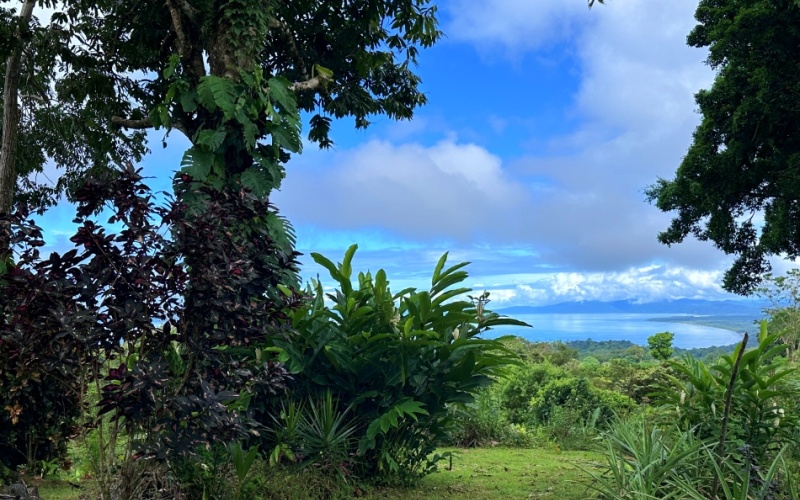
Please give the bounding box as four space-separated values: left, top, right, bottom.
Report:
488 313 746 349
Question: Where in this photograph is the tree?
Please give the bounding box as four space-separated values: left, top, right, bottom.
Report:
757 269 800 363
647 0 800 295
648 331 674 362
0 0 444 469
0 0 35 252
0 0 441 260
0 0 151 228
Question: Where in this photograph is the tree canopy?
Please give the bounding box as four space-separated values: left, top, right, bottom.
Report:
647 0 800 295
0 0 441 218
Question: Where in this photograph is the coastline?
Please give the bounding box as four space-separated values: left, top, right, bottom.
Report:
645 314 761 334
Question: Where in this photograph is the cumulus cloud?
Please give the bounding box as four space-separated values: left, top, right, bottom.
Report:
444 0 593 53
478 265 728 307
274 0 754 304
275 139 529 241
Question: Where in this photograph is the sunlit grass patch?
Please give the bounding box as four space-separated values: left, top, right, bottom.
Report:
364 447 605 499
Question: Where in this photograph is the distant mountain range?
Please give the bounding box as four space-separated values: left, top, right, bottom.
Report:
497 299 766 316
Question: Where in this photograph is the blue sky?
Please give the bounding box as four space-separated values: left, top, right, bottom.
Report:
30 0 787 307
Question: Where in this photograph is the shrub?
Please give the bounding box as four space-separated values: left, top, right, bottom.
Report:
588 418 706 499
1 166 300 473
590 417 798 499
654 322 799 464
448 386 533 448
263 246 526 484
529 377 635 429
497 363 568 424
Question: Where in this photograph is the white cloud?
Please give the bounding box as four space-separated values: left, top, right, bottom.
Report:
274 139 529 241
479 265 727 306
445 0 593 53
275 0 743 305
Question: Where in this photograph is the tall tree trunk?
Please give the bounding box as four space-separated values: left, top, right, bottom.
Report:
0 0 36 253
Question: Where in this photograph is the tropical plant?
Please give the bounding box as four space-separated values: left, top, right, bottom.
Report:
528 377 635 430
758 269 800 363
448 387 520 448
263 245 526 484
229 441 259 500
0 166 299 471
654 322 799 466
587 417 706 499
669 445 798 500
497 363 568 424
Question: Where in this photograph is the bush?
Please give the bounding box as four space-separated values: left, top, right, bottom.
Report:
654 323 800 465
588 417 706 499
262 246 526 484
448 387 533 448
1 167 300 473
589 417 798 499
497 363 568 424
529 377 635 429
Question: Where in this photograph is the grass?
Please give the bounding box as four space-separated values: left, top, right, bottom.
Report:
365 447 604 499
37 447 604 500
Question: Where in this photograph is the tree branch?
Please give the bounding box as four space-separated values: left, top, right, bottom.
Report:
165 0 205 79
111 116 153 129
112 115 189 138
269 17 310 80
290 77 323 92
174 0 198 22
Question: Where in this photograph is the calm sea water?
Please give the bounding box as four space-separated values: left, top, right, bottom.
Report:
488 313 743 349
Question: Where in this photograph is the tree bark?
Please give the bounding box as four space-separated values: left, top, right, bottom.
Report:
0 0 36 253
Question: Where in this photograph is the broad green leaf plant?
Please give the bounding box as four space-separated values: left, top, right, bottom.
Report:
654 322 799 465
263 245 528 484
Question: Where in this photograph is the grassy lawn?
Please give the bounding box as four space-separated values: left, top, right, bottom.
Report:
365 447 604 499
37 447 605 499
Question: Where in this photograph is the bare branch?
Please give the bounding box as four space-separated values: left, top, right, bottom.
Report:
290 77 322 92
174 0 198 21
112 115 190 138
111 116 153 129
165 0 205 79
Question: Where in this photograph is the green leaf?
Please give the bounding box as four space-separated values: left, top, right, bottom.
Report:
341 244 358 281
366 418 382 440
268 76 297 113
432 252 448 284
180 90 198 113
311 252 345 285
270 120 302 153
313 64 334 80
196 128 227 151
163 54 180 79
242 121 258 150
180 148 213 180
240 168 273 195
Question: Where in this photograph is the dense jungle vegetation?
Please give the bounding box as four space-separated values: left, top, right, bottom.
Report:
3 0 800 498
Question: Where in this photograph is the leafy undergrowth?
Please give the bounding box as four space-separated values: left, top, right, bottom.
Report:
36 447 603 499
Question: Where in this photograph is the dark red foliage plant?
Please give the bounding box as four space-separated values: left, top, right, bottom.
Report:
0 164 301 470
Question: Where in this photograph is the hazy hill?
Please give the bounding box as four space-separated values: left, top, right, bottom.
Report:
498 299 765 316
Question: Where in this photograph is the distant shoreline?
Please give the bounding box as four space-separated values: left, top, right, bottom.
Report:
645 315 760 334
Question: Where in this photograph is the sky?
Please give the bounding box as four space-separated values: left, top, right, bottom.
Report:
30 0 791 307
